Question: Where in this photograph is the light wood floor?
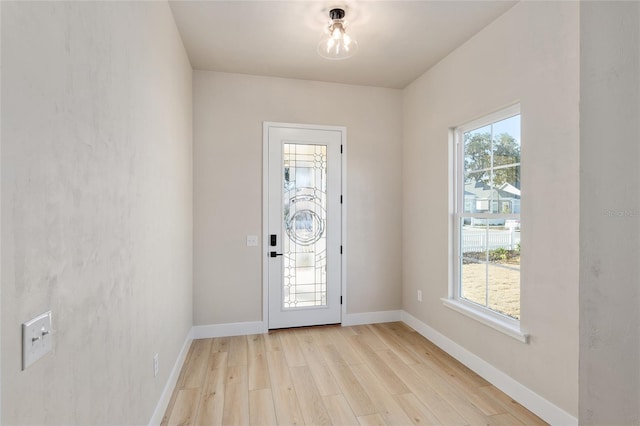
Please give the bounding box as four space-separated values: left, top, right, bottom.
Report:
161 322 547 426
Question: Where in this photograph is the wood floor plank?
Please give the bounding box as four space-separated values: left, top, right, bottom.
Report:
182 339 212 389
379 322 421 345
264 330 283 352
290 366 333 425
423 359 504 417
348 335 410 395
195 352 227 426
222 365 250 426
308 325 341 347
357 413 386 426
208 351 228 372
267 350 305 425
248 334 271 391
368 323 423 365
406 333 490 389
324 327 365 365
351 363 414 426
394 393 443 426
227 363 247 386
480 385 548 425
337 324 359 337
279 329 307 367
167 389 200 426
352 324 389 351
228 335 248 367
411 361 490 425
323 395 359 426
211 336 230 353
295 332 342 396
487 412 527 425
319 344 377 417
247 334 265 358
381 321 415 336
267 348 293 385
376 349 467 425
403 336 500 414
249 389 278 426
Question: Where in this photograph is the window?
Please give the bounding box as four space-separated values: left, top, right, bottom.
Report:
445 105 526 341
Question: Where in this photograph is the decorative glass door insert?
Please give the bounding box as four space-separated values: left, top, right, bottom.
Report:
283 144 328 308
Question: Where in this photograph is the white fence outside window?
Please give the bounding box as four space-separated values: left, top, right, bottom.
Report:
461 227 520 252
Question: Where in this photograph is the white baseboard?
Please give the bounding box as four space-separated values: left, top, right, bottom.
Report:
400 311 578 426
192 313 403 337
192 320 267 339
342 310 402 326
148 329 194 426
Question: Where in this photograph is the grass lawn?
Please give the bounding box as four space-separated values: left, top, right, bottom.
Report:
461 259 520 319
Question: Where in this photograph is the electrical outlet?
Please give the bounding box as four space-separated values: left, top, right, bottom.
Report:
153 353 159 377
417 290 422 302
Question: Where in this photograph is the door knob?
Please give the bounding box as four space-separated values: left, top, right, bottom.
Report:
270 251 283 258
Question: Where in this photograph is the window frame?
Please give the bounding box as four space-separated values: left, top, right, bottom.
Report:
443 104 528 343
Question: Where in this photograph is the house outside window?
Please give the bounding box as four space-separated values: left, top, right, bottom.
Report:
446 104 525 340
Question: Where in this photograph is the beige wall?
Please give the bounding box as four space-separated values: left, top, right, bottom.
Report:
579 2 640 424
1 2 193 424
193 71 402 326
402 2 580 416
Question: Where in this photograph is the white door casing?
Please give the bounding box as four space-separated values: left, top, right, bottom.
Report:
263 122 345 329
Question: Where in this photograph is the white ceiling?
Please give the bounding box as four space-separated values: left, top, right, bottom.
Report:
169 1 517 89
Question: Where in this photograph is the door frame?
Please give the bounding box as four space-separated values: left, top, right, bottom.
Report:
262 122 347 329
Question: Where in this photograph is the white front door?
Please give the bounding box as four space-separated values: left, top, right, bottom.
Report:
264 123 343 329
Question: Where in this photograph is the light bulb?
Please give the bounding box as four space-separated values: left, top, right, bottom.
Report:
317 9 358 60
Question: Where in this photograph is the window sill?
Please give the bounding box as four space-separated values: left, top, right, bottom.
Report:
441 298 529 343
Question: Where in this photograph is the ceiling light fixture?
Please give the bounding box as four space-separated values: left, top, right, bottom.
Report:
317 8 358 60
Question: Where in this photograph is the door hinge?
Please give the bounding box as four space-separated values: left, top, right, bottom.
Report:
340 296 343 305
340 144 343 154
340 245 343 254
340 195 343 204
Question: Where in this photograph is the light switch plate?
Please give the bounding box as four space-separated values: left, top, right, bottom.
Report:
22 311 52 370
246 235 258 246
